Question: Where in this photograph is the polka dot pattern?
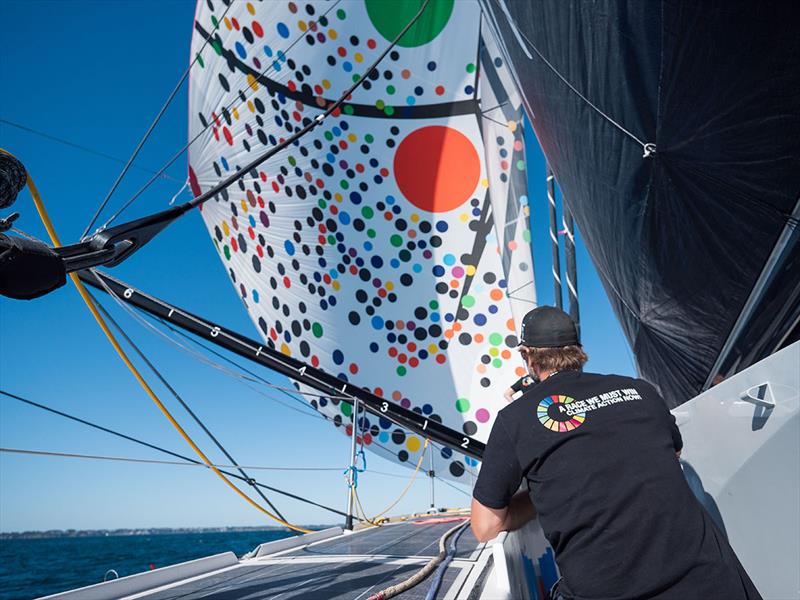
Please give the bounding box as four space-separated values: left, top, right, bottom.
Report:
188 0 535 482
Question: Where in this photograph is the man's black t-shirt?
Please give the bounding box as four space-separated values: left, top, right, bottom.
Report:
473 370 761 600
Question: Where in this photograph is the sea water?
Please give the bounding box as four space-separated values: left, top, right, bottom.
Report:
0 529 296 600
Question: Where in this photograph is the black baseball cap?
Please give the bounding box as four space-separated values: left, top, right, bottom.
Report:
519 306 580 347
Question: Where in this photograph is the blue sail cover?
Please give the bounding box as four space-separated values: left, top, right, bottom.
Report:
484 1 800 406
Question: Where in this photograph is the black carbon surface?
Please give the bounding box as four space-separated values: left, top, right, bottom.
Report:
285 521 481 559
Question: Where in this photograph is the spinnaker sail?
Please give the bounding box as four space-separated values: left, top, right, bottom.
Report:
188 0 536 481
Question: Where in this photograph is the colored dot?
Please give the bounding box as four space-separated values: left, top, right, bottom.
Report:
397 365 407 376
336 8 346 19
394 126 480 213
455 398 470 413
390 234 403 247
443 253 455 265
489 332 503 346
466 63 475 73
492 358 503 368
276 22 290 38
476 408 490 423
371 316 384 329
312 322 323 338
406 436 421 452
386 85 396 95
461 295 475 308
365 0 454 47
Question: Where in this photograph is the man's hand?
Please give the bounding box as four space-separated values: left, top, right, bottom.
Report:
471 491 537 543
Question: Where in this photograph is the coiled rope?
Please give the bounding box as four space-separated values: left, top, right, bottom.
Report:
3 149 311 534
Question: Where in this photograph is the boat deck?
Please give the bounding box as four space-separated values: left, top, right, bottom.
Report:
129 519 492 600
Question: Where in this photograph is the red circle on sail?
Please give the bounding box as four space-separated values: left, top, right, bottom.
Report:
393 126 480 213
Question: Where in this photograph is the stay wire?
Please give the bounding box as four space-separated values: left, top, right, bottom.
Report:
91 273 327 416
154 315 321 414
0 119 183 183
80 2 234 239
91 271 348 401
0 448 343 472
99 0 429 237
98 0 343 231
87 286 287 521
0 389 347 518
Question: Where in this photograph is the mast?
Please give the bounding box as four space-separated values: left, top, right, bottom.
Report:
547 166 563 309
562 203 580 333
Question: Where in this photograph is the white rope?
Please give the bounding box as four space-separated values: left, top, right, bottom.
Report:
168 177 190 206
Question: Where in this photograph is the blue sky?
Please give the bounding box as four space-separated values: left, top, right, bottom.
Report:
0 0 634 532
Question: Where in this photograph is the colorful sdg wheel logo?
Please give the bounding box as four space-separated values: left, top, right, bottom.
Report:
537 395 586 432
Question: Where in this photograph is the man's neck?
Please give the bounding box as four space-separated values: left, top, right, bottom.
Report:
538 369 558 381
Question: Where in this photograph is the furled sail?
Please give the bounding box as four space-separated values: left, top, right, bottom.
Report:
187 0 535 481
484 0 800 406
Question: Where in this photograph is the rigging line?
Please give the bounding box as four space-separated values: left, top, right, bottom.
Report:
22 161 311 534
0 447 413 480
480 101 509 115
0 448 344 471
0 389 347 517
97 0 343 231
491 0 648 151
93 281 326 419
481 113 508 128
96 0 432 242
0 119 183 183
91 271 343 400
87 286 287 521
79 2 234 240
153 316 320 411
95 271 351 398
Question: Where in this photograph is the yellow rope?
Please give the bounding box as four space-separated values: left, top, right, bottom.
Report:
353 438 430 527
4 149 310 534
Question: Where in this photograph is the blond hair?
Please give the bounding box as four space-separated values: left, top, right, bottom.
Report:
519 345 588 373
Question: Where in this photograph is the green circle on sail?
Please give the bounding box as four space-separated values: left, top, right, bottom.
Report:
365 0 454 48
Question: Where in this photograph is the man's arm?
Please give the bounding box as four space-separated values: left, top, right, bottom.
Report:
471 491 537 542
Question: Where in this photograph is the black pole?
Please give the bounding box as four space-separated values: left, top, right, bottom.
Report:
563 204 580 334
79 269 485 460
547 166 563 309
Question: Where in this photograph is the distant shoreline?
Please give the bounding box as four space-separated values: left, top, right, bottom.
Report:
0 525 332 540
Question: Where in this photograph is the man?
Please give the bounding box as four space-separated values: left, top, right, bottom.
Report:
471 306 761 600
